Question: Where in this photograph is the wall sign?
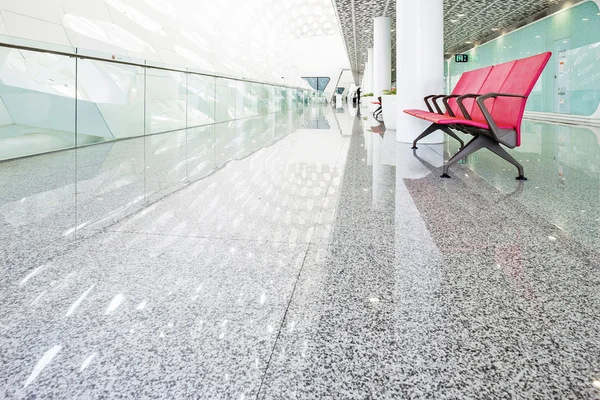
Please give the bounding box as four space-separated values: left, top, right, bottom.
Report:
455 54 469 63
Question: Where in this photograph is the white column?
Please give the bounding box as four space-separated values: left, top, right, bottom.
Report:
396 0 444 143
373 17 392 97
367 48 374 95
363 62 369 93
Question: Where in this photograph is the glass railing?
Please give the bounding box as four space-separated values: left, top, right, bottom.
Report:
0 37 328 161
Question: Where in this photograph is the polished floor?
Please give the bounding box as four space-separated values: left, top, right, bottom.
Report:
1 104 599 399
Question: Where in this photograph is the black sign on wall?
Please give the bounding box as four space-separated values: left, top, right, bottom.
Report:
455 54 469 63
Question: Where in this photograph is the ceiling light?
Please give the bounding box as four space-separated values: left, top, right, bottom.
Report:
491 27 499 31
535 35 541 38
457 13 465 17
582 18 589 21
466 41 472 44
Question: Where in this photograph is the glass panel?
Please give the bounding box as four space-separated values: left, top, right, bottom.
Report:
249 82 260 117
273 87 285 113
187 74 216 127
215 78 236 123
77 59 144 144
214 120 238 166
76 137 145 235
257 84 270 116
302 77 330 92
236 81 248 119
265 85 275 113
236 81 260 119
146 68 186 134
236 115 269 159
292 89 300 109
145 129 187 203
0 47 76 160
187 124 216 181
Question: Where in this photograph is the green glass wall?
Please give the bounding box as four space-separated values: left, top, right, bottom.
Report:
446 1 600 116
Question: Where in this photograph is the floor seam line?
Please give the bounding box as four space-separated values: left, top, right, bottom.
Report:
254 245 311 399
102 229 392 249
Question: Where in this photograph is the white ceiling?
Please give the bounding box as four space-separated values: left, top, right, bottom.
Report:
333 0 572 83
0 0 348 87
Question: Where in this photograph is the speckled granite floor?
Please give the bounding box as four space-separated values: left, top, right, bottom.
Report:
1 106 600 399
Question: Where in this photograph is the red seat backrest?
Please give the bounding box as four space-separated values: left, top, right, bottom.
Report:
448 66 493 117
485 52 552 144
469 61 516 123
470 52 551 145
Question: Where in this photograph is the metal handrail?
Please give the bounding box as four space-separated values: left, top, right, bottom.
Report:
0 41 311 91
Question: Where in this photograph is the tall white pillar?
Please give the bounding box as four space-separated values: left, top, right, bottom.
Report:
396 0 444 143
373 17 392 97
363 62 369 93
367 48 374 95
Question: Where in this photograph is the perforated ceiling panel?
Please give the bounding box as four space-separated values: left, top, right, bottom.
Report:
334 0 569 84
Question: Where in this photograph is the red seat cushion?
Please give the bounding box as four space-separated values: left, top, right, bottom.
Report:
372 101 381 105
404 109 429 116
407 111 515 130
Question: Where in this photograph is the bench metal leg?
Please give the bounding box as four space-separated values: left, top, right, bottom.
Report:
441 136 483 178
373 106 382 120
441 126 465 149
412 123 464 149
412 123 440 149
486 140 526 180
440 134 526 180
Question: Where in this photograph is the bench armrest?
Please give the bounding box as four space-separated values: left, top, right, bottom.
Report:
474 93 527 147
442 95 460 117
456 94 480 120
431 95 446 114
423 95 438 113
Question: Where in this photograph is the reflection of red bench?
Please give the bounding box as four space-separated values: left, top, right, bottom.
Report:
372 98 382 120
404 52 551 180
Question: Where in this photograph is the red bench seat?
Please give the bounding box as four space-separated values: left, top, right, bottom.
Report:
404 52 552 180
411 112 516 130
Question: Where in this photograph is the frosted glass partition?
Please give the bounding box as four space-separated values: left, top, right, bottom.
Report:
274 87 285 113
446 1 600 116
187 75 216 128
215 78 237 123
0 47 76 160
0 41 315 162
261 85 274 115
77 59 145 144
146 69 187 134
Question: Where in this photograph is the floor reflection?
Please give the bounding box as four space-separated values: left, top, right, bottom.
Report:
444 120 600 252
2 106 600 398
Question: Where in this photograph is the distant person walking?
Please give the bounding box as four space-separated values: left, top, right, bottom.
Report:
356 87 362 105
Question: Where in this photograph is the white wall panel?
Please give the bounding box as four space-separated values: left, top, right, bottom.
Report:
0 0 63 24
0 15 8 35
2 11 71 47
61 0 113 22
63 27 125 56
